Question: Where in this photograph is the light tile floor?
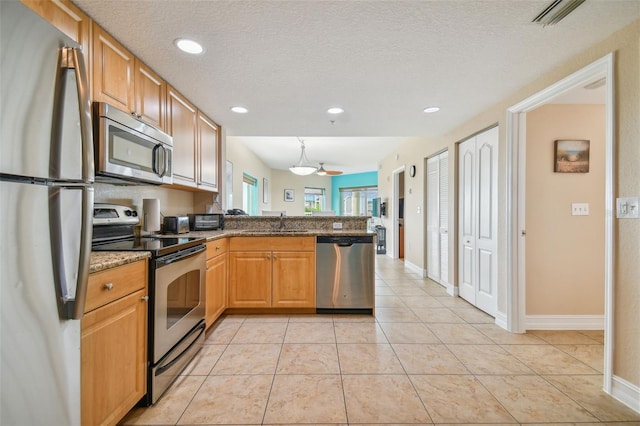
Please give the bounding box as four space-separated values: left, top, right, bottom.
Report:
121 255 640 425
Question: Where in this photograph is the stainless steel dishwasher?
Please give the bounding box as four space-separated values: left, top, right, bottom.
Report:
316 235 374 314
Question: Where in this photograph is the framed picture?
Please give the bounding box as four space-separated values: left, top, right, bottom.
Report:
284 189 295 202
554 140 590 173
263 178 269 203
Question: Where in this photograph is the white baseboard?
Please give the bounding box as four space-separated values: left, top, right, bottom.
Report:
446 283 458 297
610 375 640 414
494 311 508 330
524 315 604 330
403 260 423 276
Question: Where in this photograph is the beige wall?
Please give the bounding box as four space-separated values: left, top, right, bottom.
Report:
270 170 332 216
525 104 605 315
378 19 639 386
226 136 273 212
226 137 332 216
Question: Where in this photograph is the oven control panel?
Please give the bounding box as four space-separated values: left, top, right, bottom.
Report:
93 203 140 226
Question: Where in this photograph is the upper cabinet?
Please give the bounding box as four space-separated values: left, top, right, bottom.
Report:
135 60 166 130
167 85 198 188
21 0 91 73
93 24 167 131
197 111 220 192
92 24 135 114
26 0 220 193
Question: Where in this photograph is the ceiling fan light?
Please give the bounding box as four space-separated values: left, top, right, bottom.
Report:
289 139 317 175
289 165 317 176
317 163 327 176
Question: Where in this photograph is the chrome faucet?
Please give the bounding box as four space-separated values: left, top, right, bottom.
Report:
279 212 285 230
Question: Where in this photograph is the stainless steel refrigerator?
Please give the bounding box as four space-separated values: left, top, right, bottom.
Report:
0 1 94 424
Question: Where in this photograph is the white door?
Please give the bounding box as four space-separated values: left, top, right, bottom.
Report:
458 127 498 316
426 156 440 282
426 151 449 285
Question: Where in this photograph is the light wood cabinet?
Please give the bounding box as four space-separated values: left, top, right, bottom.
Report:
21 0 92 73
167 85 198 188
205 239 228 327
228 237 316 308
197 111 220 192
135 59 166 130
93 24 167 130
92 24 135 114
82 260 148 426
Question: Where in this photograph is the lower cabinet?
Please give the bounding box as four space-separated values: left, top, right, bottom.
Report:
228 237 316 309
82 260 148 426
205 239 228 327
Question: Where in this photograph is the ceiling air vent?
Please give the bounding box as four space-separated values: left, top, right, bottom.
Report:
532 0 586 26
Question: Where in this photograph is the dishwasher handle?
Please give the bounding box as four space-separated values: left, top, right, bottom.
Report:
317 235 374 245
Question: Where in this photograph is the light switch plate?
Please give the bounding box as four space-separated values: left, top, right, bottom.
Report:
616 197 639 219
571 203 589 216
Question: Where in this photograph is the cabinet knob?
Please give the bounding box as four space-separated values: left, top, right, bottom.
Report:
216 246 221 250
103 283 114 291
141 295 149 302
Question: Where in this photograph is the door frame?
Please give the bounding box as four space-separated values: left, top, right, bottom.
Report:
392 165 405 259
506 53 615 391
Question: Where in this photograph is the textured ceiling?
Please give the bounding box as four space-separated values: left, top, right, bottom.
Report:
74 0 639 173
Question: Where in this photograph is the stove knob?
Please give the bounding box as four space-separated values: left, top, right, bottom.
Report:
124 210 132 216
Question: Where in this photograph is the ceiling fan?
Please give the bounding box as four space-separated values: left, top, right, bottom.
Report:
316 162 343 176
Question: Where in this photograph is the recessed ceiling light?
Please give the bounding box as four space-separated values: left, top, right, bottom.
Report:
230 106 249 114
327 107 344 114
423 106 440 113
174 38 203 54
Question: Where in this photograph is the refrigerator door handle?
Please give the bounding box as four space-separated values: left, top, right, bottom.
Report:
50 186 94 319
52 46 94 183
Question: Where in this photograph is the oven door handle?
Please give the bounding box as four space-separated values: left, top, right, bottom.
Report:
155 322 205 376
155 244 205 267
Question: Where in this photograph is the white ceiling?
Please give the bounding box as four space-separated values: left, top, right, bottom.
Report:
74 0 639 174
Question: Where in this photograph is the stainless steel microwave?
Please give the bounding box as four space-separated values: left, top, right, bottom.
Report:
93 102 173 185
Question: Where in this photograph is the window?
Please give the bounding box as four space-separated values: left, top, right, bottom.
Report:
242 173 258 215
340 186 378 216
304 187 326 215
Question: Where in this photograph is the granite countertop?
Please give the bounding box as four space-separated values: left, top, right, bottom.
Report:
90 227 375 271
90 251 150 273
179 229 375 241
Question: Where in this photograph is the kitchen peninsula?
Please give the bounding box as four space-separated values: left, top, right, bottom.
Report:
91 215 376 322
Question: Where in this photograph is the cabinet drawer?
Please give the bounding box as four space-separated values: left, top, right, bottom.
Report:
86 260 147 313
229 236 315 252
206 238 228 259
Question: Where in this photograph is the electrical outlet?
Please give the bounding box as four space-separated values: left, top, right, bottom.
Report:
571 203 590 216
617 197 639 219
332 222 343 229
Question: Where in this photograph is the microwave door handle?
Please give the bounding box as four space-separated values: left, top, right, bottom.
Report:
152 144 167 177
54 47 94 183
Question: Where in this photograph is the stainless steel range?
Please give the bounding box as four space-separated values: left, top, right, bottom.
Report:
92 203 206 405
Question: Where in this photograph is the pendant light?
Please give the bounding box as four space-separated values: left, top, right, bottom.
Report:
289 139 317 176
